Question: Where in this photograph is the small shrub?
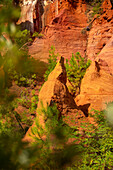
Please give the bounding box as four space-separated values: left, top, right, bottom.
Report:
12 72 37 87
92 4 103 17
65 52 91 94
32 32 44 38
90 0 103 18
15 29 32 48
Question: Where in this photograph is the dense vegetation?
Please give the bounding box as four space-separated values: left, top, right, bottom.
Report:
1 96 113 169
73 106 113 169
0 1 113 170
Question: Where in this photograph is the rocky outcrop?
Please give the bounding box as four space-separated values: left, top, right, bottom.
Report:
75 36 113 112
23 57 85 142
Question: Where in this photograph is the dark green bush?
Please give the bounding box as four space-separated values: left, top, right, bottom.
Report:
15 29 32 48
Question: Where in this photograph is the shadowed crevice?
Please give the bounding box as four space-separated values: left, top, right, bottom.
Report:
78 103 90 117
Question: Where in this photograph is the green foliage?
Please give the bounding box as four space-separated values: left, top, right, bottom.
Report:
0 90 29 169
44 46 59 81
0 132 26 170
8 55 47 87
0 88 26 133
30 103 83 169
3 49 39 87
0 102 82 170
5 87 38 133
1 96 113 169
65 52 91 94
85 0 103 23
11 71 37 87
72 105 113 169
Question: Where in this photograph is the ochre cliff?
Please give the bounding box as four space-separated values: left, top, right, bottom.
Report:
75 36 113 112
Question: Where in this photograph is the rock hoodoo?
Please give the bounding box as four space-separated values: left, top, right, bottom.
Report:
38 56 76 113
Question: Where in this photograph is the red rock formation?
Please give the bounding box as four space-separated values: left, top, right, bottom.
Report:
18 0 113 62
86 0 113 60
75 36 113 112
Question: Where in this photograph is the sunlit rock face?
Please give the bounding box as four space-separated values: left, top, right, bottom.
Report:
28 0 88 62
75 36 113 112
37 56 76 113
